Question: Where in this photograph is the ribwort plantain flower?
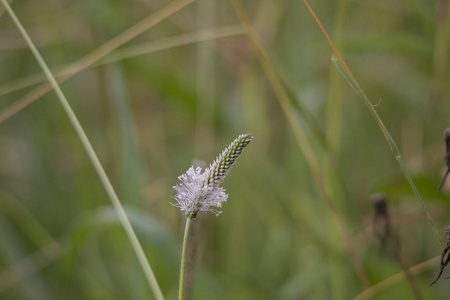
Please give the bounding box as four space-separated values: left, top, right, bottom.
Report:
173 133 253 218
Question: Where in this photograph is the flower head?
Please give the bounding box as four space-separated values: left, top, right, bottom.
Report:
173 134 253 217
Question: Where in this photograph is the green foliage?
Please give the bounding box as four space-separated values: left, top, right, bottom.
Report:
0 0 449 299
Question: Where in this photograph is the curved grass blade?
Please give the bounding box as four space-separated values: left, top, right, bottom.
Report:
332 56 443 249
353 256 440 300
0 25 245 98
0 0 194 124
0 1 166 298
300 0 443 250
229 0 372 289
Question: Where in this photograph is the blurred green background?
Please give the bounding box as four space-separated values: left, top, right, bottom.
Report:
0 0 449 299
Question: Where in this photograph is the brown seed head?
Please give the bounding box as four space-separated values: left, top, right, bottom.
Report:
444 128 450 140
370 193 388 217
445 128 450 167
370 193 390 248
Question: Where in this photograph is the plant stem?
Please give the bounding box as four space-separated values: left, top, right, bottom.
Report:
353 256 441 300
332 56 444 250
178 216 193 300
301 0 444 251
0 1 165 299
0 0 194 124
229 0 371 289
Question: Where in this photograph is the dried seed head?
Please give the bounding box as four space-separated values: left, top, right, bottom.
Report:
172 134 253 217
370 193 390 248
444 128 450 140
370 193 388 217
444 128 450 167
439 128 450 191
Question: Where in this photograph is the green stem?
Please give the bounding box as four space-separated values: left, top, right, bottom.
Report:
332 56 444 250
178 216 193 300
0 1 165 298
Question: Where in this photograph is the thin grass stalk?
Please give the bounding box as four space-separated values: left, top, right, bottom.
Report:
178 216 193 300
353 255 440 300
0 191 65 291
277 71 330 151
391 245 423 300
195 0 217 159
0 211 50 298
325 0 348 155
0 25 245 98
0 0 13 19
429 0 450 105
332 57 443 249
0 0 194 124
178 0 219 297
0 192 114 293
0 239 64 292
0 1 165 299
323 3 349 294
229 0 371 289
302 0 444 250
0 191 57 246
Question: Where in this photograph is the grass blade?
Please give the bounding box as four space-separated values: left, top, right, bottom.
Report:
331 57 443 249
0 1 166 299
0 25 245 98
302 0 444 250
229 0 371 289
353 256 440 300
0 0 194 124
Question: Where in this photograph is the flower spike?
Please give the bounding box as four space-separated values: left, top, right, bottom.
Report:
206 133 253 187
173 134 253 217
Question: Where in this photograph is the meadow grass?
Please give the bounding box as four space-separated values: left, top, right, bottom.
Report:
0 0 449 299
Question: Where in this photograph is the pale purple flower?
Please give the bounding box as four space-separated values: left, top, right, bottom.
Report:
173 134 253 217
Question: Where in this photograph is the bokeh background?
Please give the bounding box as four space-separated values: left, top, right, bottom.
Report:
0 0 449 299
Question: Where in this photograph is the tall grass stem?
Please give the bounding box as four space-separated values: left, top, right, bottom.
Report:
0 0 194 124
230 0 371 289
353 256 440 300
302 0 443 250
195 0 217 159
324 0 348 155
332 57 444 250
0 1 165 299
0 25 245 98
